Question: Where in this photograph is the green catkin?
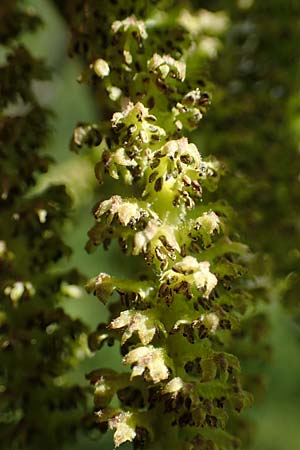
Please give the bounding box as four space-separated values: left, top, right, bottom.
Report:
200 0 300 318
186 4 300 434
182 2 300 442
0 2 87 449
68 2 254 449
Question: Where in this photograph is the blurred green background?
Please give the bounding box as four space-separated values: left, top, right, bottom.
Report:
24 1 300 449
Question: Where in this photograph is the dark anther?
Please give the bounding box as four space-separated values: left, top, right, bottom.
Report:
154 177 163 192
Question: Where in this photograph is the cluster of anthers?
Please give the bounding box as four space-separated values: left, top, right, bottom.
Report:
70 4 252 450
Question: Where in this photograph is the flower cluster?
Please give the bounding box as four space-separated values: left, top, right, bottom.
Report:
201 0 300 319
68 1 254 449
0 3 87 449
190 4 300 439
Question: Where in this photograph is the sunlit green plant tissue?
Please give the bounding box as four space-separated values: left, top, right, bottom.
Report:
69 2 253 449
